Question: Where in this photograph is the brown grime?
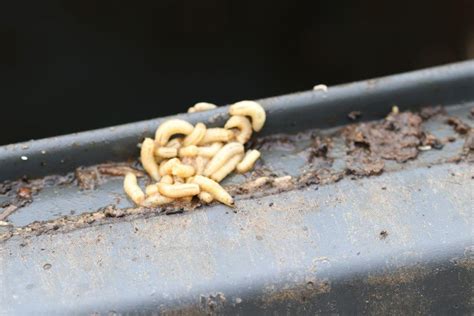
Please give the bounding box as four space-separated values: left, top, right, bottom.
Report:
0 106 471 240
446 116 470 134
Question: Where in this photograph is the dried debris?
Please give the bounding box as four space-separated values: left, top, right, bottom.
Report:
0 205 18 222
306 136 331 163
249 134 297 151
97 163 145 177
343 111 423 175
345 151 385 176
75 167 100 190
0 203 198 241
420 133 443 150
347 111 362 121
1 105 473 239
446 117 470 134
76 163 145 190
419 105 445 119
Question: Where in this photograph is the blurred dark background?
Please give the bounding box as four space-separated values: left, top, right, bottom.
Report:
0 0 473 145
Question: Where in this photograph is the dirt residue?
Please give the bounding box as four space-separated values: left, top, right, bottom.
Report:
249 134 297 151
343 111 423 175
345 150 385 176
463 130 474 162
0 202 198 241
76 162 145 190
379 230 388 240
344 111 423 163
463 130 474 152
262 279 331 307
366 265 431 315
0 174 74 221
75 167 100 190
419 105 445 119
1 106 472 239
200 292 226 314
304 136 332 164
446 116 470 134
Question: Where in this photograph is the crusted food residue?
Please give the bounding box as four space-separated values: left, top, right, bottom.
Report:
446 116 470 134
343 110 423 175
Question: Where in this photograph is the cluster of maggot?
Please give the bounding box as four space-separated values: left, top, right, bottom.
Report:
123 100 266 207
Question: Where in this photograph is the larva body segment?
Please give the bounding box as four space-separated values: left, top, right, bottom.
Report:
198 191 214 203
179 145 199 157
160 174 174 184
159 158 181 176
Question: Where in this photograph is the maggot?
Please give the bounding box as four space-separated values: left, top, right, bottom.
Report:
198 128 234 145
211 153 243 182
140 138 160 181
191 175 234 206
171 163 195 178
204 142 244 176
123 173 145 205
183 123 207 146
197 142 223 158
225 115 253 144
187 102 217 113
142 193 174 207
155 119 194 146
159 158 181 176
155 146 178 158
229 100 266 132
158 183 200 198
178 145 199 157
236 149 261 173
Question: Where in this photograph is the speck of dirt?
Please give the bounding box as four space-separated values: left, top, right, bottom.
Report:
381 187 387 190
43 263 52 270
347 111 362 121
269 202 274 207
17 187 32 199
379 230 388 240
256 235 263 241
